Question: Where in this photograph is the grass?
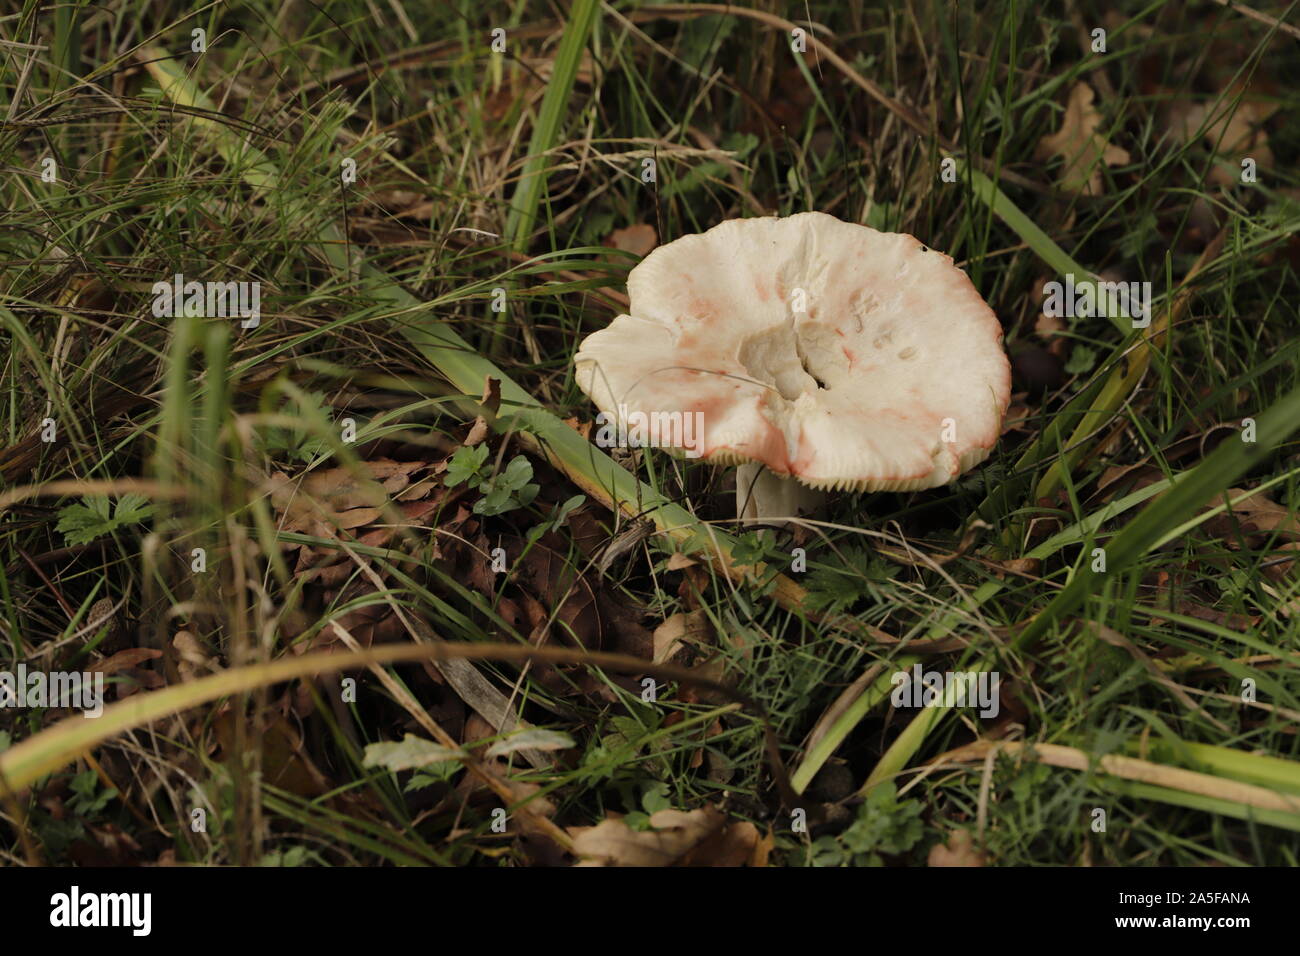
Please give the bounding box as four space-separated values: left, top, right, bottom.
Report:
1 0 1299 867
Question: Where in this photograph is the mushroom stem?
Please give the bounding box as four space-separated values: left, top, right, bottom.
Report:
736 462 826 527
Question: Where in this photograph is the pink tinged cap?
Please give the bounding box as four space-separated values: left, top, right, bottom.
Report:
574 212 1012 492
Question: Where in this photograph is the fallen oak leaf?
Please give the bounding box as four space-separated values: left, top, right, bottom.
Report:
1035 82 1130 196
1209 487 1300 540
297 460 425 502
268 460 428 537
570 810 722 866
1166 82 1277 187
571 806 761 866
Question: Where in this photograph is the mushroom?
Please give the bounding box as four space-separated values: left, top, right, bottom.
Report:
574 212 1011 524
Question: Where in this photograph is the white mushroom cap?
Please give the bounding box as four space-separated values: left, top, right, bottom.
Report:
574 212 1011 493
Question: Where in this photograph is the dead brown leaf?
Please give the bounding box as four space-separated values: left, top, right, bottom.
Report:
87 647 162 676
1202 488 1300 561
1001 401 1032 436
928 829 986 867
665 552 697 571
1036 83 1130 195
571 807 763 866
463 418 490 447
606 224 657 258
1000 558 1041 576
173 631 219 682
679 819 765 867
1034 309 1069 358
1167 83 1277 187
213 709 331 800
269 459 430 538
563 416 592 441
471 376 502 437
652 609 712 664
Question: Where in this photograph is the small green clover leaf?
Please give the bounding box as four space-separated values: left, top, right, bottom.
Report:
444 444 490 488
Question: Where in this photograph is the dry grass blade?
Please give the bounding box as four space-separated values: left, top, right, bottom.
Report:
937 740 1300 818
0 642 801 838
